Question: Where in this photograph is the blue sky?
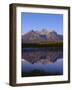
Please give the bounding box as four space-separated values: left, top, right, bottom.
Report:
21 12 63 35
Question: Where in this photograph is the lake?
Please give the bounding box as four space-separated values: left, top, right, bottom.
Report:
21 47 63 77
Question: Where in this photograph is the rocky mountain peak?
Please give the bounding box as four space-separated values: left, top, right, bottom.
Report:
22 29 63 43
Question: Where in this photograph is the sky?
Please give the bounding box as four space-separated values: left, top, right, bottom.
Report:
21 12 63 35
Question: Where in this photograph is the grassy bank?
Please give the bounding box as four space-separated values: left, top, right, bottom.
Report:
22 42 63 48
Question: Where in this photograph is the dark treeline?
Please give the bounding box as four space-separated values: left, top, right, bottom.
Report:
22 42 63 48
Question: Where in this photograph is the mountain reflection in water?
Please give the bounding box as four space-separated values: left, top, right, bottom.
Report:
21 47 63 77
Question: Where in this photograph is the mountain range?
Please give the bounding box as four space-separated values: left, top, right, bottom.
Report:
22 29 63 43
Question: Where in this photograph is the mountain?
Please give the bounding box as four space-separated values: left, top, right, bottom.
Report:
39 29 50 35
22 29 63 43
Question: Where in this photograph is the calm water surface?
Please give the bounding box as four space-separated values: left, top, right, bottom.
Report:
21 47 63 77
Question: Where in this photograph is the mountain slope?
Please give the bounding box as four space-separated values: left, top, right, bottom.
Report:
22 29 63 43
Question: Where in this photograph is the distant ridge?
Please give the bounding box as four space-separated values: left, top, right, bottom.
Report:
22 29 63 43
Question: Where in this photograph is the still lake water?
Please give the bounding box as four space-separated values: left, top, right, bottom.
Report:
21 47 63 77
